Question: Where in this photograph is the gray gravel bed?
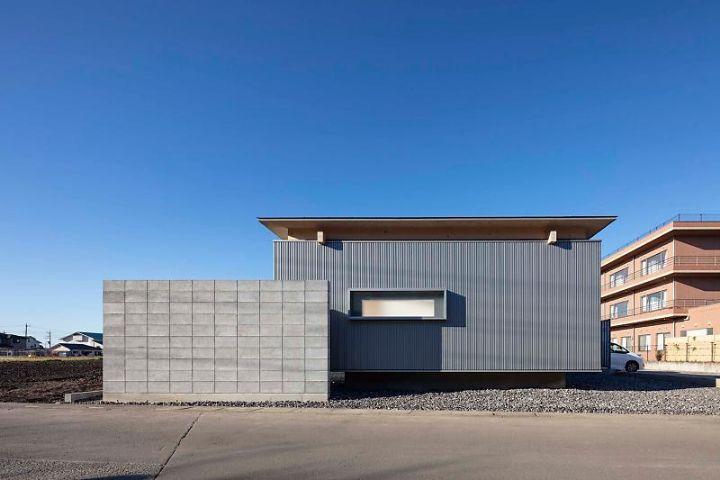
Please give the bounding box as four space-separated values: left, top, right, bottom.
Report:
100 373 720 416
0 458 157 480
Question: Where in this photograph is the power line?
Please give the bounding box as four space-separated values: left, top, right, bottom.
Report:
0 325 51 333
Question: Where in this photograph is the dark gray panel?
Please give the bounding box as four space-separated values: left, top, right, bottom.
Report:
274 240 601 372
600 319 611 369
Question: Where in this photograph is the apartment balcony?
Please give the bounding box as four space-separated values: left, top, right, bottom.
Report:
601 256 720 298
603 298 720 326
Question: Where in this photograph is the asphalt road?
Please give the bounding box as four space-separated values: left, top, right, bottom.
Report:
1 403 719 479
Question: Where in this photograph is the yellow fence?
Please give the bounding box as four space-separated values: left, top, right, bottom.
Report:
664 335 720 363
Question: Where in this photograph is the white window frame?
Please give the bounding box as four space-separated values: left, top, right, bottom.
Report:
685 328 712 337
348 289 447 320
641 251 666 275
657 332 670 351
638 334 651 351
642 290 666 312
609 301 629 319
610 268 629 287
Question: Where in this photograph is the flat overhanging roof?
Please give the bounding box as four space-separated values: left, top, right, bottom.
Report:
258 216 616 241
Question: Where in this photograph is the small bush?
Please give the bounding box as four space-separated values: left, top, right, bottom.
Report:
655 350 664 361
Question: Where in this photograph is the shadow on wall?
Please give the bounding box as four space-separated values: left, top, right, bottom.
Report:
446 291 466 328
553 241 573 251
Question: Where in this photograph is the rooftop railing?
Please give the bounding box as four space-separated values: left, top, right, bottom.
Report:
602 255 720 291
603 214 720 259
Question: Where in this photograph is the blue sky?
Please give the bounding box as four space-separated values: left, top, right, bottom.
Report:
1 1 719 340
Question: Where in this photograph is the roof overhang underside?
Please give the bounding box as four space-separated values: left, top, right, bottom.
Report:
258 216 616 241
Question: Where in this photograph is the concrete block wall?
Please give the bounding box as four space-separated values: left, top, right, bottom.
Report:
103 280 329 402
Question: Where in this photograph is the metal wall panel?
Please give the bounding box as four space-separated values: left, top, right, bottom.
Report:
274 240 601 372
600 319 611 369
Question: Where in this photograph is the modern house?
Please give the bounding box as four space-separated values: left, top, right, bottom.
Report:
103 215 613 402
601 214 720 359
263 216 614 388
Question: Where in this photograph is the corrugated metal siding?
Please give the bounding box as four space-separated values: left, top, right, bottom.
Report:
275 240 601 372
600 319 611 369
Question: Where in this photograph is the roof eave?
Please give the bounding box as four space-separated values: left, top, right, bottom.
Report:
258 216 616 241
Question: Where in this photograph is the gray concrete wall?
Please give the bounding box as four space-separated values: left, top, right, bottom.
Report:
103 280 329 402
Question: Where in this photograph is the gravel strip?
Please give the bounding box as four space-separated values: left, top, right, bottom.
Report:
99 372 720 416
0 458 158 480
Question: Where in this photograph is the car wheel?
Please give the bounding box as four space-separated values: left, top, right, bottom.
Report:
625 361 639 373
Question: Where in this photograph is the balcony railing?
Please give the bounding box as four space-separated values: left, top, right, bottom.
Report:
604 213 720 259
602 256 720 291
602 298 720 322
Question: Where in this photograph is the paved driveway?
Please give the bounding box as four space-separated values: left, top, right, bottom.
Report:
1 403 719 479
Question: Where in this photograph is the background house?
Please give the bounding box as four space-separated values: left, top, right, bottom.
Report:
58 331 104 349
0 333 45 356
49 331 104 357
49 343 103 357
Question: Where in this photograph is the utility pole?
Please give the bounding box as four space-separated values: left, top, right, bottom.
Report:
46 330 52 348
25 323 29 349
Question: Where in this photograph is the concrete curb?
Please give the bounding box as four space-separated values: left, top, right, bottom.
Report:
65 390 103 403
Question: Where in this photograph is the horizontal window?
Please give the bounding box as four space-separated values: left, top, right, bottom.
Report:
683 328 713 337
349 289 447 320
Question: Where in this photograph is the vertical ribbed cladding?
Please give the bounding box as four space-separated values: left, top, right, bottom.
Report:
600 320 611 368
274 240 601 373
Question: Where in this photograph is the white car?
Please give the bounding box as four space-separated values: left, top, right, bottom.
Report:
610 343 644 372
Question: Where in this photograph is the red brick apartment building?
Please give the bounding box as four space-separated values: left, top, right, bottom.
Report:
601 214 720 360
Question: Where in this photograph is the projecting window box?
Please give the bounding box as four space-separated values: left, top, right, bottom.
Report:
347 289 448 320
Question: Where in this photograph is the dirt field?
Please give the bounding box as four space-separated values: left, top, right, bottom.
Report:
0 358 102 402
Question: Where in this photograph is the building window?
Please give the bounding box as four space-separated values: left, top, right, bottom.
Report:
641 291 666 312
641 251 666 275
621 336 632 350
349 289 447 320
638 334 651 352
610 268 629 287
657 332 670 351
609 301 629 319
